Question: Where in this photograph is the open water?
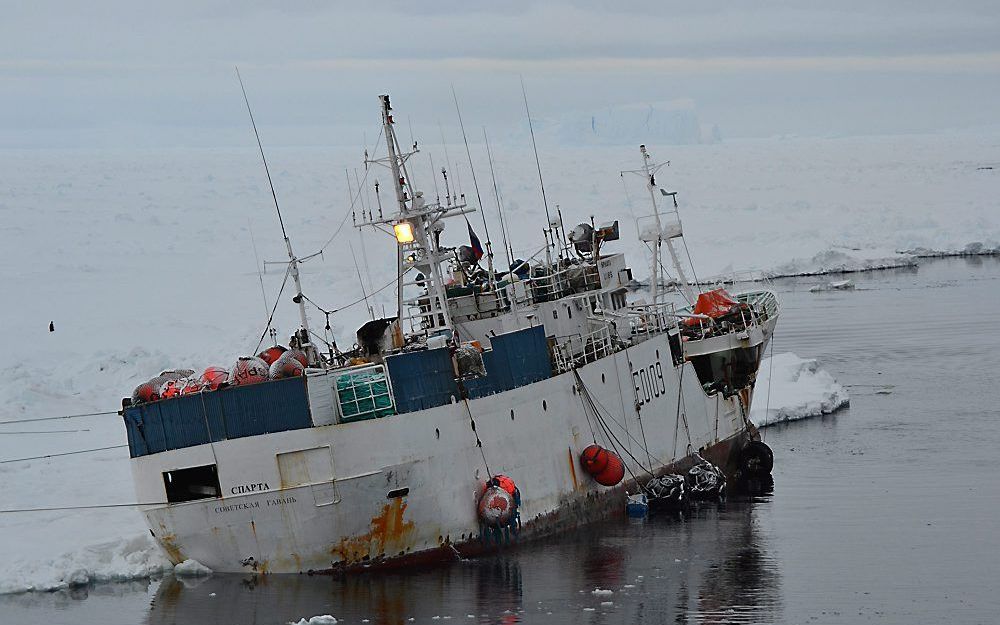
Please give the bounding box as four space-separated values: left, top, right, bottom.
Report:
3 256 999 625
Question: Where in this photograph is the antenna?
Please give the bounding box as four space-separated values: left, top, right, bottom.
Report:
520 76 555 251
451 85 496 289
482 127 515 276
353 168 375 293
438 122 456 203
236 67 318 364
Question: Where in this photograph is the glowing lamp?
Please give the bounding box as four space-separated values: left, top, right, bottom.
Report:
393 221 415 244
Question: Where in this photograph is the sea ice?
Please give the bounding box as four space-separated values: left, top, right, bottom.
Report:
750 352 849 427
290 617 338 625
173 559 212 577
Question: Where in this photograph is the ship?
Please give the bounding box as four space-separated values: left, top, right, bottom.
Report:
120 95 779 574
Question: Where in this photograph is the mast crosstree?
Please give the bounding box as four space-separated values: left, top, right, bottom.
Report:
356 95 478 336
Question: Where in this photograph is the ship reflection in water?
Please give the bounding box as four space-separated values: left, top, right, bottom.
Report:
145 497 780 625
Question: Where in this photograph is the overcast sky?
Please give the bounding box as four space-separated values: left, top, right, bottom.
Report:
2 1 999 147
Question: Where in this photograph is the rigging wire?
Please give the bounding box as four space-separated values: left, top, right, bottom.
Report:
0 501 169 514
482 127 515 275
0 429 91 435
451 86 496 281
573 370 655 480
762 332 775 443
0 410 117 426
300 267 413 319
247 218 271 327
253 263 293 354
1 444 127 465
584 376 668 469
519 76 553 230
315 126 385 255
673 364 693 457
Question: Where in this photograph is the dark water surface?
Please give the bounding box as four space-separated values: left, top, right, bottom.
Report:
4 257 999 625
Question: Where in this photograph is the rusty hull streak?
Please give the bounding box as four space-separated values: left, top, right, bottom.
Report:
330 498 416 565
157 533 186 565
567 446 579 490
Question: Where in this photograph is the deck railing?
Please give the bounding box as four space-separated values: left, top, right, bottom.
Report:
552 323 615 373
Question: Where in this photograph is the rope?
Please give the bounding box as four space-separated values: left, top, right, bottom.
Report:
585 377 670 470
762 334 775 442
0 410 117 425
673 363 693 458
0 501 168 514
573 370 653 481
1 445 127 464
461 397 492 479
622 344 654 469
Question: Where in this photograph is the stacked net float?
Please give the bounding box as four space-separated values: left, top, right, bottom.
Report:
129 347 309 405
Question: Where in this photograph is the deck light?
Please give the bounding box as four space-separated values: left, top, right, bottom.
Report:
394 221 415 244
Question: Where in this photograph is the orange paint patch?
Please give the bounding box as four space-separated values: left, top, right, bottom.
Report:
331 498 416 564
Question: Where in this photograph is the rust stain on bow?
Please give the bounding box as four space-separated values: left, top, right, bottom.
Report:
157 532 186 565
331 498 416 564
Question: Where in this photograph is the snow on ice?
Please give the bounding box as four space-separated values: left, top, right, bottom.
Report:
750 353 850 428
173 559 212 577
0 131 993 592
290 616 338 625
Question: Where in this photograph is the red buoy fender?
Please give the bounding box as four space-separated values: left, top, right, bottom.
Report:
199 366 229 390
580 444 610 475
490 474 517 496
594 451 625 486
131 381 159 404
230 357 269 386
258 345 287 365
285 349 309 367
269 352 305 379
477 486 515 528
180 378 204 395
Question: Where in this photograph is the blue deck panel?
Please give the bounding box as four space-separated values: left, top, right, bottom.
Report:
384 347 459 414
123 376 312 458
465 325 553 399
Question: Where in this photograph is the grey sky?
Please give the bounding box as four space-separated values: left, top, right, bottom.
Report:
2 1 998 147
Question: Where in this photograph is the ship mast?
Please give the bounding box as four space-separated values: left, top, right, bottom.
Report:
627 145 696 305
358 95 477 338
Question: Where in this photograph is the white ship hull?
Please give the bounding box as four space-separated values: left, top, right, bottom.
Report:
131 321 773 574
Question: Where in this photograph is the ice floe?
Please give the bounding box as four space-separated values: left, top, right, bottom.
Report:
750 352 849 427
